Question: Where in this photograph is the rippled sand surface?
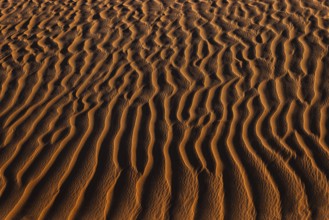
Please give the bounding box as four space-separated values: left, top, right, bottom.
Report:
1 0 329 219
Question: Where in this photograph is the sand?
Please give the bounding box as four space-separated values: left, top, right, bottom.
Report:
0 0 329 219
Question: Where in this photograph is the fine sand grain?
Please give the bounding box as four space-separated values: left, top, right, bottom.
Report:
1 0 329 219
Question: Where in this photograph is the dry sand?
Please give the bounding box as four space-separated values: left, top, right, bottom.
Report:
1 0 329 219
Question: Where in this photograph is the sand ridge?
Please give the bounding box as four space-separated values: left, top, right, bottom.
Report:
0 0 329 219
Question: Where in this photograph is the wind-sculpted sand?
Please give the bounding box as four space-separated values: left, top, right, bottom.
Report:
1 0 329 219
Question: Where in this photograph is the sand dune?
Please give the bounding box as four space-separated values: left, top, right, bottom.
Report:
0 0 329 219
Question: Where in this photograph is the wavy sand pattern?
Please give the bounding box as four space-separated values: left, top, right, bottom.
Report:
1 0 329 219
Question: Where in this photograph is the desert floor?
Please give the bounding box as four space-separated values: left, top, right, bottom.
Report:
0 0 329 219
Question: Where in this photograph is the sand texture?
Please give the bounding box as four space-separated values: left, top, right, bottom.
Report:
1 0 329 219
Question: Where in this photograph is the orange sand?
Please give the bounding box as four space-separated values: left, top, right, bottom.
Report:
0 0 329 219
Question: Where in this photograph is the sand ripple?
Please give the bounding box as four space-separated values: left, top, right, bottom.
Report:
1 0 329 219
